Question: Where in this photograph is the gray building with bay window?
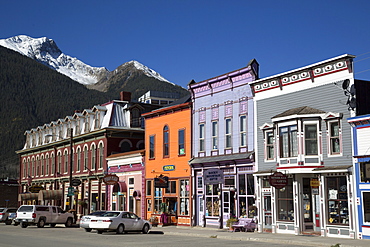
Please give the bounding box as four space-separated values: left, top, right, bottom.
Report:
250 54 365 238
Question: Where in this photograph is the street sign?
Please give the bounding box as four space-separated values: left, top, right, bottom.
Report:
67 186 74 196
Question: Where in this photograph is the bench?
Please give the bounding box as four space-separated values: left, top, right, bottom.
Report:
232 218 256 232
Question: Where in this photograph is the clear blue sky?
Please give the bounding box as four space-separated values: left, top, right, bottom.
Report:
2 0 370 88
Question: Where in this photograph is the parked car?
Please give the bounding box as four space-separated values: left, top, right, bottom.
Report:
89 211 151 234
0 207 18 225
8 211 17 225
80 211 106 232
15 205 74 228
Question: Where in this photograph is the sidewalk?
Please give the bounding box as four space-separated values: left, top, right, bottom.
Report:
155 226 370 247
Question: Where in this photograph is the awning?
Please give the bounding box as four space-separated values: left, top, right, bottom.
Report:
18 193 39 201
113 181 127 193
38 190 63 201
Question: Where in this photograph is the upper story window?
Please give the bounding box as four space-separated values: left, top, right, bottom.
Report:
94 113 100 129
266 131 274 160
178 129 185 155
360 162 370 183
212 121 218 150
85 116 90 133
131 108 141 127
76 148 81 172
199 124 205 152
304 124 318 155
280 125 298 158
91 144 96 170
149 135 155 159
84 146 88 170
225 118 232 148
329 120 340 154
240 115 247 147
163 125 169 157
98 143 104 169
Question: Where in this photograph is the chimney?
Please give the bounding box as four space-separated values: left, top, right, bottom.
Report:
120 91 131 102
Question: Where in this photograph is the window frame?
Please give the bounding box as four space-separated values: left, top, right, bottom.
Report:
149 135 155 159
178 128 185 156
212 121 218 150
279 125 298 158
304 123 319 155
163 125 169 157
225 118 232 148
199 124 205 152
239 115 247 147
328 119 341 155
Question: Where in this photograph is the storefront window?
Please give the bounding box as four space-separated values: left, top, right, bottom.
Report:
277 178 294 221
205 184 219 216
363 192 370 223
154 188 162 214
327 176 349 225
360 162 370 183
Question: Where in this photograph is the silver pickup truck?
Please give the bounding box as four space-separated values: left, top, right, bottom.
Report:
15 205 74 228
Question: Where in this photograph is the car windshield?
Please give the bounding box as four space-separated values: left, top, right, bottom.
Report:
18 206 33 212
101 212 120 217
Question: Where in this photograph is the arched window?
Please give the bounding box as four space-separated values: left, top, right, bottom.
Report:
76 147 81 172
163 125 169 157
84 146 88 170
120 141 131 152
98 143 104 169
91 144 96 170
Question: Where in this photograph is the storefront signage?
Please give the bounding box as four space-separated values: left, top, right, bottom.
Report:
154 175 169 188
71 179 81 186
310 179 320 188
204 168 224 185
269 172 288 189
103 174 119 185
163 165 175 171
28 185 44 193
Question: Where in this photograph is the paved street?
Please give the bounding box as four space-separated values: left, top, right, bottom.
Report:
1 223 370 247
0 224 303 247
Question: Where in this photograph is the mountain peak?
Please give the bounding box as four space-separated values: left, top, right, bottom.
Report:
0 35 173 87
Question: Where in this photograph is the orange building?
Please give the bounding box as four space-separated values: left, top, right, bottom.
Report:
142 99 192 226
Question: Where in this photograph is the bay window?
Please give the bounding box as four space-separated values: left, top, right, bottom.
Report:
280 125 298 158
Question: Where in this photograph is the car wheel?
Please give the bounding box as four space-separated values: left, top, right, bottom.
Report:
37 218 45 228
97 230 103 234
65 218 73 227
14 222 19 226
142 224 149 234
50 223 56 227
116 224 125 234
21 222 28 228
5 219 12 225
85 228 92 232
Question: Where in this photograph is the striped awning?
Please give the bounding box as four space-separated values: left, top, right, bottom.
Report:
18 193 39 201
38 190 63 201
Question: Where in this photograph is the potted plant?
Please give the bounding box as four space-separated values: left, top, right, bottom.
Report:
226 217 238 230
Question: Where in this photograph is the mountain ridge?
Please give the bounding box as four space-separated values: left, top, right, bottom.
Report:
0 35 172 87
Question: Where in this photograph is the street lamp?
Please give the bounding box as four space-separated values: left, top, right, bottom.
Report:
46 128 74 210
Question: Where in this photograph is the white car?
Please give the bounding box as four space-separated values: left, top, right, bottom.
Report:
80 211 106 232
89 211 151 234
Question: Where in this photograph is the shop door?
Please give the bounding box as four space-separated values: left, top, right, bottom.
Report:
223 191 236 220
302 178 313 232
262 194 272 231
118 194 126 211
197 195 204 226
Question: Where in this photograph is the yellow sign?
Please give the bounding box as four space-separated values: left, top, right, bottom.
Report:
310 179 320 187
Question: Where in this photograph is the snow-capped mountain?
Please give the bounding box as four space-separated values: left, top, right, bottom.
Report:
0 35 170 85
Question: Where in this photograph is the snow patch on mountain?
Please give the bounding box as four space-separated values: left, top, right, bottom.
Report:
0 35 171 85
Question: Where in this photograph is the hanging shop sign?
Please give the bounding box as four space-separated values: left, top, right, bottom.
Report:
269 172 288 189
71 179 81 186
204 168 224 185
163 165 175 171
103 174 119 185
154 175 169 188
28 185 44 193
